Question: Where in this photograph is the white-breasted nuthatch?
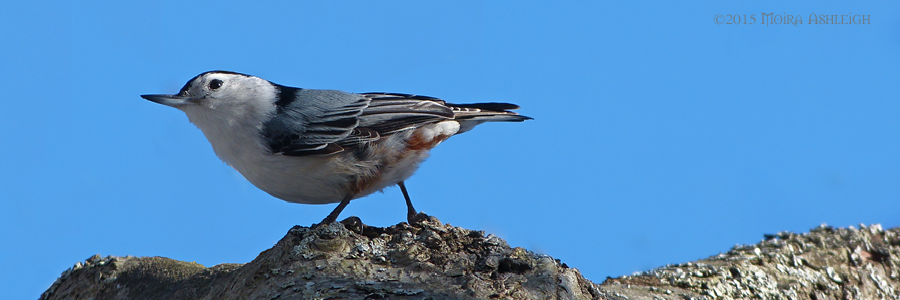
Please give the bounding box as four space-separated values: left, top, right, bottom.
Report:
141 71 531 225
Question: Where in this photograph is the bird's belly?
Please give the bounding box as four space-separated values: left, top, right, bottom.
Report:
239 151 426 205
236 155 351 205
225 121 460 205
355 149 430 197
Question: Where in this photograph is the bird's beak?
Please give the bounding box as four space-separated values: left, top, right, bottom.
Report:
140 94 193 107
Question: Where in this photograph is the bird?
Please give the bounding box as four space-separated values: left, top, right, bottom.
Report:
141 71 531 225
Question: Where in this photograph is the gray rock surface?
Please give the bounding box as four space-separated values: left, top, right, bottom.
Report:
41 218 900 300
606 224 900 300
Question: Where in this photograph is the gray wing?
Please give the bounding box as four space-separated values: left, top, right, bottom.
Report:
261 88 454 157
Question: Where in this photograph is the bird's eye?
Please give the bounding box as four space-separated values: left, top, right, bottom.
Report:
209 79 224 90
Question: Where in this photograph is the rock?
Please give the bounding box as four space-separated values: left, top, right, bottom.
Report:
608 223 900 300
40 216 601 299
40 219 900 300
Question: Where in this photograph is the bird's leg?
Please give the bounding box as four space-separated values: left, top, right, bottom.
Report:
319 193 354 226
398 181 420 224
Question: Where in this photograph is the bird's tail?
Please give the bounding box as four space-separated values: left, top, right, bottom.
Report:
447 102 532 133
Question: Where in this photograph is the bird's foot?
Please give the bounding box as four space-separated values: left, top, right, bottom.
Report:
313 194 354 228
407 212 435 226
312 215 339 229
339 216 365 233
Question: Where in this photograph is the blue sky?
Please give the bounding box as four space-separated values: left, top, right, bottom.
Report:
3 1 899 298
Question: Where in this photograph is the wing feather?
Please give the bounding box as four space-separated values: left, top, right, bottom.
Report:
263 90 456 157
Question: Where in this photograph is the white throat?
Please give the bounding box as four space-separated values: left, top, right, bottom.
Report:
180 84 277 172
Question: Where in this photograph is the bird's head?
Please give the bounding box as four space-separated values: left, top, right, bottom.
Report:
141 71 277 112
141 70 283 135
